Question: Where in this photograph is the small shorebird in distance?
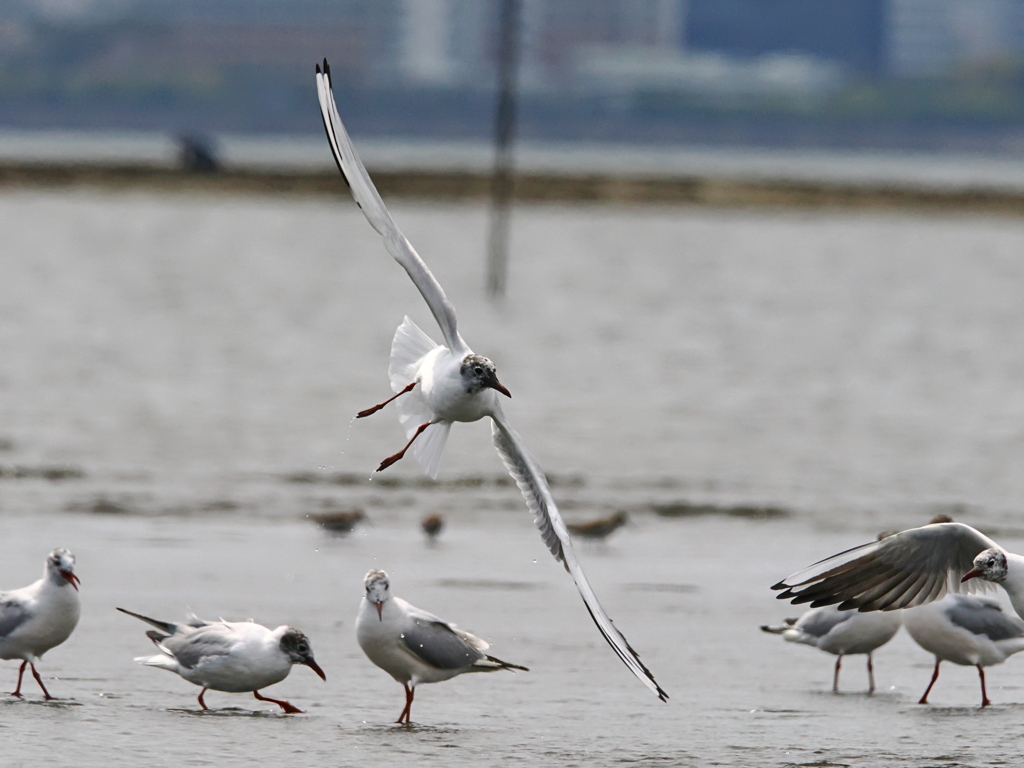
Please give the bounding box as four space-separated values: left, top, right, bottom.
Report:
310 508 366 536
567 510 629 540
902 593 1024 707
117 608 326 713
421 513 445 541
356 569 527 724
315 58 666 701
761 604 901 693
0 548 80 700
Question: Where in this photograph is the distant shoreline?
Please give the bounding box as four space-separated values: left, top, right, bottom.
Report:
4 161 1024 214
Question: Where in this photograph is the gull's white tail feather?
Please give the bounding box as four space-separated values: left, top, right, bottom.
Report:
410 422 451 479
387 316 447 475
135 654 178 672
388 316 438 391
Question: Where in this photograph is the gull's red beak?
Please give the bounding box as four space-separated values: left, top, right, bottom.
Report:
375 601 383 621
961 568 982 583
306 659 327 681
492 380 511 398
61 570 80 591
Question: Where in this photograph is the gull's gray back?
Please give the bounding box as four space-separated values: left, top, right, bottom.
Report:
797 607 852 639
162 625 235 669
945 595 1024 642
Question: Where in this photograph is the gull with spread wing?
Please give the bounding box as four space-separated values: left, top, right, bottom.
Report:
315 59 666 701
772 520 1023 617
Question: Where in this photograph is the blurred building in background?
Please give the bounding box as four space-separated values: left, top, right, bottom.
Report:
3 0 1024 149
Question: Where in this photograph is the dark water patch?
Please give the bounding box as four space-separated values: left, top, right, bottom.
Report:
0 697 83 708
433 578 542 591
280 470 583 490
169 706 294 718
66 495 140 515
648 501 791 520
0 464 85 480
66 494 241 517
621 582 697 594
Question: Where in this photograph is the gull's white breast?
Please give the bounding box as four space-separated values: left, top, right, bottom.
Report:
418 348 496 423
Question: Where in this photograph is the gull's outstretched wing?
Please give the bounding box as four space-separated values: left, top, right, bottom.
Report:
315 59 467 356
772 522 998 611
490 409 668 702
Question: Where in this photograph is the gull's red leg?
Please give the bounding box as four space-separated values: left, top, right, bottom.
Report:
198 687 210 710
29 663 53 700
254 689 303 714
358 382 416 418
396 683 414 724
832 654 842 693
977 664 990 707
919 659 941 704
377 422 431 472
866 652 876 694
10 660 27 698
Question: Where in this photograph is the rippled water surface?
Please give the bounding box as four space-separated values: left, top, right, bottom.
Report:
4 189 1024 766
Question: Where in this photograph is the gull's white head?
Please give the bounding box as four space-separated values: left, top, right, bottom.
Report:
364 569 391 620
962 548 1009 584
460 354 511 399
47 548 80 591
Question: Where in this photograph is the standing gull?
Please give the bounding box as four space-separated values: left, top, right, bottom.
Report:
902 594 1024 707
356 569 527 724
117 608 326 713
761 604 901 693
0 548 80 700
315 59 666 702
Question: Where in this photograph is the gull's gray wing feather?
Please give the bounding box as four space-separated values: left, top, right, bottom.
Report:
944 595 1024 641
160 624 237 669
773 523 999 611
795 606 853 639
401 615 485 670
315 60 466 356
490 409 668 701
0 594 31 638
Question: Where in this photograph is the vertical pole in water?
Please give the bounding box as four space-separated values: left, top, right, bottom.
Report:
486 0 522 299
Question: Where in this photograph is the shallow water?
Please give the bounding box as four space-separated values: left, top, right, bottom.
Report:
4 189 1024 766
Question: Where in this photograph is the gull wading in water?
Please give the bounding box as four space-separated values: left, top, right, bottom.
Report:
316 59 666 701
0 548 80 700
903 593 1024 707
772 520 1022 617
117 608 326 713
761 604 901 693
356 570 527 724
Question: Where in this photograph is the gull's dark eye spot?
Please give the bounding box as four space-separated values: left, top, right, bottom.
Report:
474 366 483 376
